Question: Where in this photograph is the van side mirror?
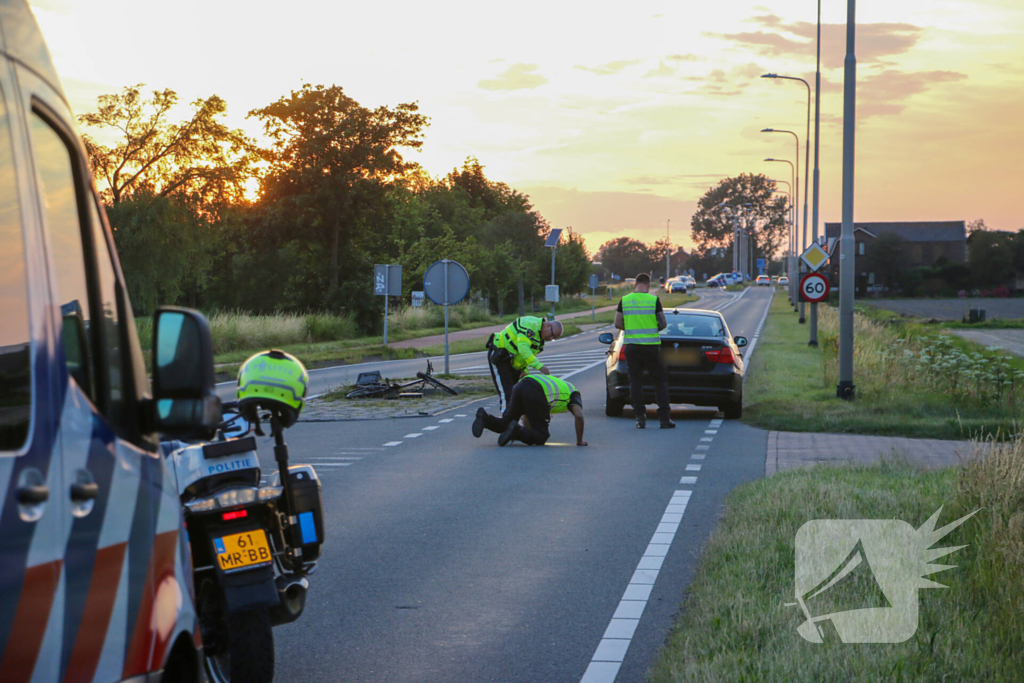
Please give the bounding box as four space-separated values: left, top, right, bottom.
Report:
152 307 221 437
598 332 615 345
734 336 748 348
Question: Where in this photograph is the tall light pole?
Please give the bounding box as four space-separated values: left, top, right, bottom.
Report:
763 129 800 311
769 181 791 277
765 157 795 307
837 0 857 399
666 219 671 282
761 75 811 323
810 0 823 347
717 203 741 275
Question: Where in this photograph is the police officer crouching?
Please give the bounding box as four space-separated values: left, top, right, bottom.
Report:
486 315 563 410
472 374 586 446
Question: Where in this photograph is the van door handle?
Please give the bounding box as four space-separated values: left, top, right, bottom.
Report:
70 483 99 502
18 485 49 505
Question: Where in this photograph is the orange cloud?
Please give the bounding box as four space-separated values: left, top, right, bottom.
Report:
478 64 547 92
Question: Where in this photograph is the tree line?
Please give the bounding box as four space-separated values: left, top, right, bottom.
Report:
83 84 591 332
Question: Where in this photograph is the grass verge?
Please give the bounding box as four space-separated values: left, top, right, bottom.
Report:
743 295 1024 439
650 442 1024 682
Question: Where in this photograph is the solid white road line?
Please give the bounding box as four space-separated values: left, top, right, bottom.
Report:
580 489 692 683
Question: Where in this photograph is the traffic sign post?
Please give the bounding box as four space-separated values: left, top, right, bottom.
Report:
800 242 830 272
589 273 599 321
545 229 563 320
799 272 830 303
423 259 470 374
374 264 402 345
757 258 766 276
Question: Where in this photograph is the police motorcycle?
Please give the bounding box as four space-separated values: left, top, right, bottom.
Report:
163 350 324 683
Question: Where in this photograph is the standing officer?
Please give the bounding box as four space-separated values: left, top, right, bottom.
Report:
472 373 586 446
614 273 675 429
487 316 564 409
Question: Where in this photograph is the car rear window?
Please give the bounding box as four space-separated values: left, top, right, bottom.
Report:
661 314 725 338
0 84 32 451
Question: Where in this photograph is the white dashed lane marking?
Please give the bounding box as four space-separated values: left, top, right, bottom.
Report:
404 433 422 439
382 441 403 447
422 426 439 431
686 464 701 471
679 476 698 485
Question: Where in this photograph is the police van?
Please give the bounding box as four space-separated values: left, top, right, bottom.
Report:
0 2 223 680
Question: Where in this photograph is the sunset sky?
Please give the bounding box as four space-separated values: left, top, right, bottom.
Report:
29 0 1024 254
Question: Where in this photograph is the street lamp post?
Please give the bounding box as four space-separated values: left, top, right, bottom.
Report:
764 157 795 307
666 219 671 282
717 203 741 276
762 75 811 324
769 181 791 278
810 0 823 347
762 130 800 312
837 0 857 399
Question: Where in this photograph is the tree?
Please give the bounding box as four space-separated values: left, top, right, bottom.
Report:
79 85 255 209
598 237 652 279
863 233 909 290
250 84 429 298
553 228 591 295
689 173 788 264
968 230 1014 288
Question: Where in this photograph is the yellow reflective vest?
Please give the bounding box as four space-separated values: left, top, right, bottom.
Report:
621 292 660 345
524 374 578 414
494 316 546 371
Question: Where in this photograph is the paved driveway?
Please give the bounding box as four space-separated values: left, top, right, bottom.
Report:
867 298 1024 320
949 329 1024 358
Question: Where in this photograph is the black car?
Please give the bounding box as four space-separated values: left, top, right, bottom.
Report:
599 309 748 418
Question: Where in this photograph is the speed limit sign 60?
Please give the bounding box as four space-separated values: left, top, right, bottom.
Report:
800 272 830 303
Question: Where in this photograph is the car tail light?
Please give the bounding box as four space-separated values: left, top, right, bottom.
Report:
704 347 735 364
222 509 248 521
618 346 626 362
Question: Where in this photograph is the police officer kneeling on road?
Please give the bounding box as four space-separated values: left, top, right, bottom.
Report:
472 374 586 447
486 316 564 410
615 273 675 429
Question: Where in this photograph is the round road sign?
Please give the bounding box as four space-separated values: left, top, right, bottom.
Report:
423 259 470 306
800 272 830 303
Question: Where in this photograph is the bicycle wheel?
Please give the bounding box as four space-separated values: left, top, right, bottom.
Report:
421 375 458 396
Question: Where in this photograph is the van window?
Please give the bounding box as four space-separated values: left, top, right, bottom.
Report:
88 200 127 425
29 113 95 398
0 87 32 451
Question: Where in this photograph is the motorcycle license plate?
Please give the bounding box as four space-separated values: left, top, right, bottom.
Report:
213 529 272 572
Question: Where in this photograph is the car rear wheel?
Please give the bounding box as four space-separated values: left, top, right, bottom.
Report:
721 399 742 420
605 388 626 417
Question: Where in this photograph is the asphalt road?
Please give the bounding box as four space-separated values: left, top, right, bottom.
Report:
246 288 774 683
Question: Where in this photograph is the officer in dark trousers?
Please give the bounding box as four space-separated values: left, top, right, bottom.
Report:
472 373 586 446
615 273 675 429
486 316 564 410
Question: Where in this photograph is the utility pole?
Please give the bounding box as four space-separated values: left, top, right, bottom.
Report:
666 219 671 282
837 0 857 399
809 0 822 347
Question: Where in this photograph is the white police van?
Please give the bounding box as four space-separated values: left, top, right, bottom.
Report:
0 2 223 680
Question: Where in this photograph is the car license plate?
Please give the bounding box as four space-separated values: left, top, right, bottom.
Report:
213 529 272 572
664 348 701 366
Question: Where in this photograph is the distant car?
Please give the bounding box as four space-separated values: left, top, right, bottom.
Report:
706 277 724 288
599 309 748 419
625 278 636 285
756 275 770 286
778 276 790 286
669 280 688 293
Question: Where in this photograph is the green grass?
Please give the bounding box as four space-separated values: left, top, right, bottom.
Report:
743 296 1024 439
650 444 1024 682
